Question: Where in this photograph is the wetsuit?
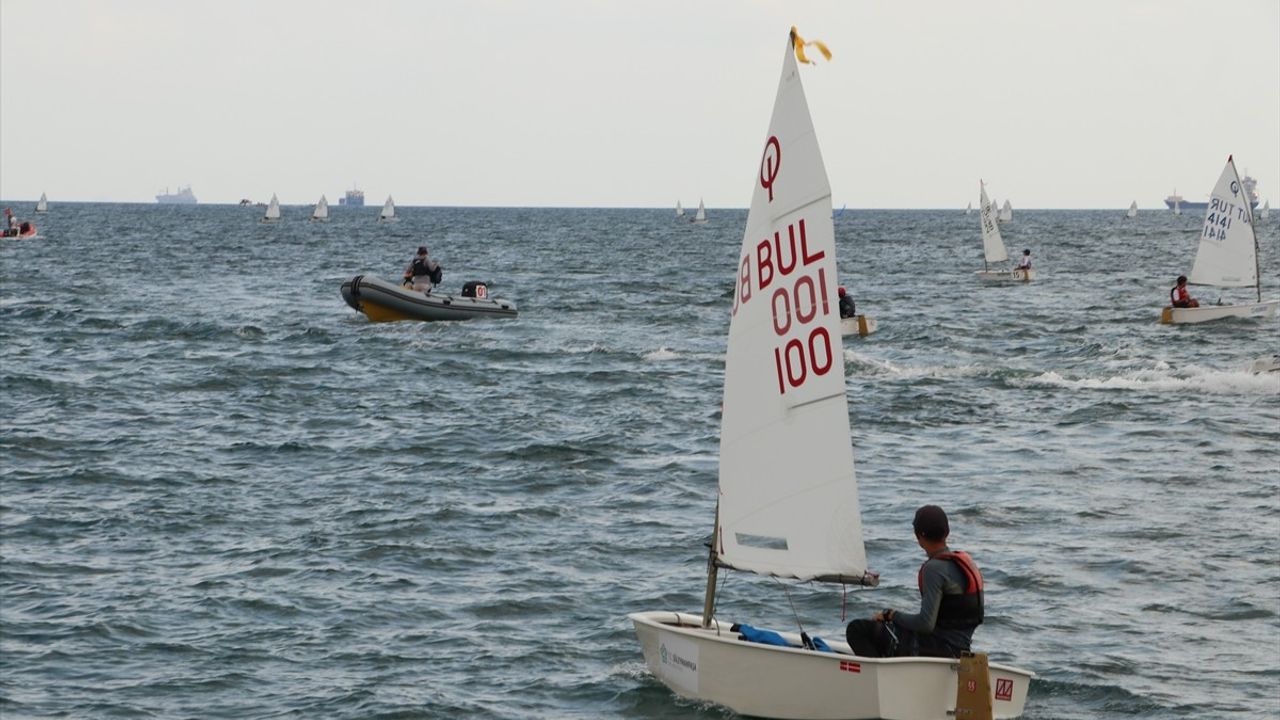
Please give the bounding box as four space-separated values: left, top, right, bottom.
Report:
838 294 857 319
846 546 983 658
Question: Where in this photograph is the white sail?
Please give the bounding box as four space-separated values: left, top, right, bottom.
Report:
312 195 329 220
717 38 866 583
1127 201 1138 218
380 196 395 220
1188 156 1258 288
676 200 685 217
979 181 1008 264
1263 200 1271 219
692 198 708 224
264 193 280 220
35 193 48 213
999 199 1013 222
1174 200 1182 216
965 201 972 215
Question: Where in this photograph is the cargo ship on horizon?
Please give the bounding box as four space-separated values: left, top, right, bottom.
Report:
156 186 197 204
338 184 365 207
1165 173 1259 211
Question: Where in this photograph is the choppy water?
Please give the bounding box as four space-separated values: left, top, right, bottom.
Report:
2 202 1278 719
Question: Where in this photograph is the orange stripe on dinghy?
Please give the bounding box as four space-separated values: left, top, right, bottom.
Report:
360 301 420 323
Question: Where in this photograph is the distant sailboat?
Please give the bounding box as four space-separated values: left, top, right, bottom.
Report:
1126 201 1138 219
262 193 281 222
1174 197 1182 216
965 201 972 215
675 200 685 218
690 198 708 225
311 194 329 222
1261 200 1271 220
35 193 48 213
378 196 396 222
1160 155 1277 324
976 181 1033 282
999 199 1013 223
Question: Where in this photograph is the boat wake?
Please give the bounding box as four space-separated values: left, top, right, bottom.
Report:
1027 366 1279 394
642 347 679 362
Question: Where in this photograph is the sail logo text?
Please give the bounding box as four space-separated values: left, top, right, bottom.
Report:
760 136 781 202
731 218 833 395
1203 196 1249 242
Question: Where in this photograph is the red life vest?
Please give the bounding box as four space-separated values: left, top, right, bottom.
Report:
1171 286 1191 306
918 550 984 630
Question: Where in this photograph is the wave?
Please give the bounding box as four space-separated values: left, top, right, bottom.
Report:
843 350 988 379
642 347 679 361
1027 366 1280 394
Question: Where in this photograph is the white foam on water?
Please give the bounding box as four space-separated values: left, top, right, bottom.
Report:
1028 365 1280 395
843 349 986 379
642 347 679 362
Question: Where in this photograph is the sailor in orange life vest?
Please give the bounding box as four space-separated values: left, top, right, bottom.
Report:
1170 275 1199 308
845 505 984 658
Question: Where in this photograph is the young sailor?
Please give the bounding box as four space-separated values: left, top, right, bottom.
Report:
403 246 442 293
1016 249 1032 272
846 505 984 658
837 286 857 319
1169 275 1199 308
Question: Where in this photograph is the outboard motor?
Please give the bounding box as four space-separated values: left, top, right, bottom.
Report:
461 281 488 299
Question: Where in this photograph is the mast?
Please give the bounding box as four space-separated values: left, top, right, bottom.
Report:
701 502 721 628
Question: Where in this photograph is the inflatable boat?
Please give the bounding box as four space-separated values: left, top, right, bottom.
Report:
2 221 37 240
340 275 517 323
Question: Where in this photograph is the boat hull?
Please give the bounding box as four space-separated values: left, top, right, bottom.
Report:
1160 300 1278 324
840 315 877 337
630 611 1032 720
975 269 1034 283
340 275 517 323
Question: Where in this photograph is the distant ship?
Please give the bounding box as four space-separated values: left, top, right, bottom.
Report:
338 185 365 207
156 186 197 204
1165 174 1259 211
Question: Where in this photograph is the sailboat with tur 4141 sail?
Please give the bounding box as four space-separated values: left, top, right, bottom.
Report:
629 29 1033 720
1161 155 1278 324
975 181 1033 282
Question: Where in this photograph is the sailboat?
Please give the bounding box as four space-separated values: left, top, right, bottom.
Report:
1261 200 1271 220
690 198 708 225
998 199 1013 223
630 29 1033 720
35 193 48 213
1126 201 1138 219
976 182 1033 282
311 195 329 222
261 193 281 223
1174 198 1182 216
676 200 686 218
965 201 972 215
1160 155 1278 324
378 195 397 222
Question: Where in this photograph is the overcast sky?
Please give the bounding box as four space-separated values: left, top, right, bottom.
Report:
2 0 1277 209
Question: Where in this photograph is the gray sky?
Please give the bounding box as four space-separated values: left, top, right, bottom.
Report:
2 0 1277 209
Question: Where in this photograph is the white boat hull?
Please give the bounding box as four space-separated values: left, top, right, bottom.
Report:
975 269 1034 283
1160 300 1278 324
631 612 1032 720
840 315 877 337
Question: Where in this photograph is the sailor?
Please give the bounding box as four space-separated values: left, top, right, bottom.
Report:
1016 249 1032 272
403 246 441 293
837 286 857 319
845 505 984 658
1170 275 1199 308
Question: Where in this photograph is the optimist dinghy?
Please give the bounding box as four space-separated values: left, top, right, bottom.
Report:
975 182 1033 282
841 314 878 337
1160 156 1278 324
340 275 516 323
629 28 1033 720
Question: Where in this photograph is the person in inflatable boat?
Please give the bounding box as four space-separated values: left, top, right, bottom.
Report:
403 246 442 293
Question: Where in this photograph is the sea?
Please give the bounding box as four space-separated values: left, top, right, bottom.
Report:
2 202 1277 720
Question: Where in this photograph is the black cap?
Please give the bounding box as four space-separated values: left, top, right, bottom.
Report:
1177 275 1187 284
913 505 949 542
417 246 428 255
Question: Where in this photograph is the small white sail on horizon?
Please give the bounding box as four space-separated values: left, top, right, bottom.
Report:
1127 200 1138 218
1174 198 1182 215
35 193 48 213
675 200 685 217
690 198 708 224
1162 155 1277 324
1262 199 1271 220
311 195 329 222
965 201 972 215
999 198 1013 223
379 196 396 222
262 193 281 222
